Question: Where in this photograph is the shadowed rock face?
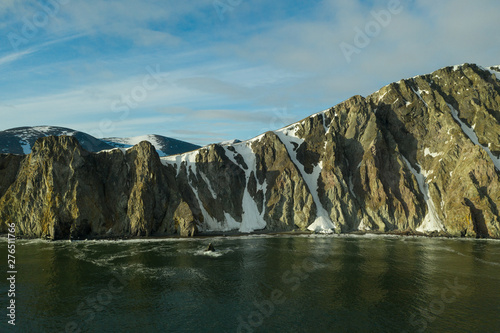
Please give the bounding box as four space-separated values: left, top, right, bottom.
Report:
0 154 23 199
1 64 500 239
0 136 183 239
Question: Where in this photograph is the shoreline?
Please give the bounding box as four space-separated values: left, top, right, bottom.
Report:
2 229 499 242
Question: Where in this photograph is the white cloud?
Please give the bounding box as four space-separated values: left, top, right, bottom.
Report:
0 48 35 66
1 0 499 145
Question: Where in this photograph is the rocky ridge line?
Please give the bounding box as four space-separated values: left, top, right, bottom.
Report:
1 63 499 239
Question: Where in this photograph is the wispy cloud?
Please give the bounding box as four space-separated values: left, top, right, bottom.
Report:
0 33 87 68
0 48 35 66
1 0 499 145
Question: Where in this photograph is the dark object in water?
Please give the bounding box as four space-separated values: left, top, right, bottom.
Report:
205 243 215 252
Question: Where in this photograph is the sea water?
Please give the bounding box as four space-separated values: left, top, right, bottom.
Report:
1 235 499 332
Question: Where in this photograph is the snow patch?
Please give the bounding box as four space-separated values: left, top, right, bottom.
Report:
164 139 268 233
310 108 334 117
161 150 199 175
224 212 242 230
448 103 500 171
424 148 443 158
378 90 388 102
99 148 127 155
321 113 329 133
401 156 444 233
358 219 371 231
411 87 429 107
60 130 76 136
32 126 55 133
421 167 433 179
239 187 266 233
221 146 242 168
20 141 31 154
108 135 167 157
247 133 266 144
219 139 241 146
199 172 216 199
307 216 335 233
274 129 336 232
225 141 268 233
190 183 223 231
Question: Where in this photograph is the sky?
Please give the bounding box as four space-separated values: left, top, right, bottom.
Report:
0 0 499 146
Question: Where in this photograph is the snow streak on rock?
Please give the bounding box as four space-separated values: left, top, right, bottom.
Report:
199 171 216 199
424 148 443 158
189 180 221 231
411 87 429 107
448 103 500 171
161 150 199 176
274 126 336 232
358 219 371 231
401 156 444 232
224 142 267 233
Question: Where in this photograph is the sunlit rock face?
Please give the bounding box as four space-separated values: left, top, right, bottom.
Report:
2 64 500 239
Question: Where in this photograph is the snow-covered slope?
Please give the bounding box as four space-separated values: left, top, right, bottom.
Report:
159 63 500 237
0 126 113 155
103 135 200 157
0 126 200 156
218 139 242 146
3 63 500 240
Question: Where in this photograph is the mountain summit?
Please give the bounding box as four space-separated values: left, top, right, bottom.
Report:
1 64 500 239
0 126 200 156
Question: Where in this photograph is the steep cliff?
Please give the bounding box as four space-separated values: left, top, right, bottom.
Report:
0 137 188 238
1 63 500 239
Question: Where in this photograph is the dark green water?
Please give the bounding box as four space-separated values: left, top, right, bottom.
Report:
1 235 500 332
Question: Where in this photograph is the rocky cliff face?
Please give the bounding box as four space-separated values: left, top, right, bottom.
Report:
0 137 185 238
1 64 500 239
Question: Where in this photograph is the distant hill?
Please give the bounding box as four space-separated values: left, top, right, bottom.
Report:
0 126 200 156
0 126 113 154
103 135 200 157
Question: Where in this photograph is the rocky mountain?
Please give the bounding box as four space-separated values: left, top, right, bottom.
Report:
102 135 200 157
0 126 200 157
0 126 114 154
219 139 242 146
1 63 500 239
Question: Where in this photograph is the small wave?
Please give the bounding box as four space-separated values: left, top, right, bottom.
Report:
14 238 51 245
193 247 234 257
194 250 224 257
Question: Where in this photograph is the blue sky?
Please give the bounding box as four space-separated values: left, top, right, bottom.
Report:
1 0 499 145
